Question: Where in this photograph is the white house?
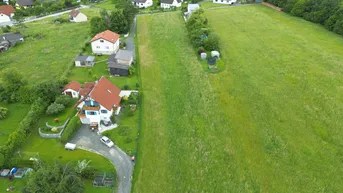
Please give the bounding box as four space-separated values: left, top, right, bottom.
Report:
91 30 120 55
0 5 15 24
213 0 236 4
76 77 122 124
187 4 200 15
69 9 87 23
132 0 153 8
62 81 82 98
75 56 95 67
160 0 181 9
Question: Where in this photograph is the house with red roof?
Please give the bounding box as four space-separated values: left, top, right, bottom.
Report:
65 77 121 124
91 30 120 55
0 5 15 24
62 81 82 98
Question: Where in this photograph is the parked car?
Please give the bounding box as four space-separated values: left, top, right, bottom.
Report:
100 136 114 147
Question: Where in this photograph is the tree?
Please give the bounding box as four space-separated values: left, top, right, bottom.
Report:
108 9 129 34
23 163 84 193
0 68 26 91
116 0 138 27
204 33 220 51
46 103 65 115
90 16 106 36
32 81 61 103
0 107 8 120
55 95 73 106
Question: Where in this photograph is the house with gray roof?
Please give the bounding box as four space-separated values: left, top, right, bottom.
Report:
161 0 181 8
132 0 153 8
16 0 34 7
75 56 95 67
108 50 133 76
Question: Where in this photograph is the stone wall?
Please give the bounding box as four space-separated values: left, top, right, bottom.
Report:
38 119 70 139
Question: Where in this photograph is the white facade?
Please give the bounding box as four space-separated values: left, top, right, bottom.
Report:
212 0 236 4
187 4 200 14
78 100 115 124
132 0 153 8
91 38 119 55
71 12 87 22
0 13 11 23
161 0 181 8
63 88 79 98
3 0 9 4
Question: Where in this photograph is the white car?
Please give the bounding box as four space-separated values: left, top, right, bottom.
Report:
100 136 114 148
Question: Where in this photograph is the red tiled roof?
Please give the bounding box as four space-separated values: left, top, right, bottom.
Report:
90 30 120 44
63 81 82 92
84 82 95 89
89 76 121 110
79 88 91 97
0 5 15 16
70 9 80 17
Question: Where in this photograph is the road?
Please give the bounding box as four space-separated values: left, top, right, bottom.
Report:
70 125 134 193
125 17 136 59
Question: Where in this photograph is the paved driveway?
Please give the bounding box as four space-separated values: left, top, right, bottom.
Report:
70 125 134 193
125 17 136 59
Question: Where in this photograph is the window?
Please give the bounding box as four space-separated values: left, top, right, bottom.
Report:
96 46 100 49
101 110 108 114
88 111 97 115
100 40 104 43
105 46 109 49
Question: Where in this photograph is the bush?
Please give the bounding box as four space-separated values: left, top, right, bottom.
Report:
80 167 96 179
55 95 73 106
52 18 70 24
110 114 116 124
60 116 81 143
0 107 8 120
197 47 205 55
46 103 65 115
204 33 220 51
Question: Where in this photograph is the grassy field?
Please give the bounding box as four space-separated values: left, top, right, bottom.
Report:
200 1 232 9
0 103 31 145
133 6 343 193
0 8 100 85
95 1 116 10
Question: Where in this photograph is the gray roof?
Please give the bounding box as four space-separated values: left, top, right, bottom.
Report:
161 0 181 4
114 50 133 61
132 0 147 3
16 0 34 6
188 4 200 10
108 62 130 70
0 33 23 43
75 56 95 62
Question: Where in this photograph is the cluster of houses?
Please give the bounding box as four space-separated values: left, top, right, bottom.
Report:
62 76 131 126
75 30 134 76
132 0 182 9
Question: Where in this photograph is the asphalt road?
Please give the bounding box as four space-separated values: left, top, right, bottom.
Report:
125 17 136 59
70 125 134 193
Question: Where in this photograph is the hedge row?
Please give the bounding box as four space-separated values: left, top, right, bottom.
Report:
61 116 81 143
264 0 343 35
0 98 48 163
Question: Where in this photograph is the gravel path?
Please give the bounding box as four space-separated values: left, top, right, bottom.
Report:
70 125 134 193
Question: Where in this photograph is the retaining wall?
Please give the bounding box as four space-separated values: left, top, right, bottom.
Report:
39 119 70 139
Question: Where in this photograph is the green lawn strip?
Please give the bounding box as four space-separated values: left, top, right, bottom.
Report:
200 1 232 9
204 5 343 192
0 103 31 145
94 1 116 10
0 178 26 193
103 107 139 156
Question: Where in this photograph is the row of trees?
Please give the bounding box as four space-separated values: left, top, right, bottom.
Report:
186 9 220 51
13 0 79 19
90 0 138 35
264 0 343 35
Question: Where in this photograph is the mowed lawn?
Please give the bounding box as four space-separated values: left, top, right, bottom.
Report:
134 6 343 193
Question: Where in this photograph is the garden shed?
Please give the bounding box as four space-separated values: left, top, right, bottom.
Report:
75 56 95 67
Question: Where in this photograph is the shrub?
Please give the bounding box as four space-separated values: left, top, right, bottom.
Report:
0 107 8 120
80 167 96 179
55 95 73 106
204 33 220 51
110 114 116 124
52 18 70 24
46 103 65 115
198 47 205 55
60 116 81 143
122 85 130 90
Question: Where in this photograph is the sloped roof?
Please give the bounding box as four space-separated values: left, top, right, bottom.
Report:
115 50 133 61
0 5 15 16
0 33 23 43
70 9 80 17
89 76 121 110
16 0 34 6
132 0 147 3
75 56 95 62
90 30 120 44
84 82 95 89
63 81 82 92
161 0 181 4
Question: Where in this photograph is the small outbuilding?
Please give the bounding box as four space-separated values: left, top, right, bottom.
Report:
211 51 220 58
108 49 133 76
69 9 87 22
75 56 95 67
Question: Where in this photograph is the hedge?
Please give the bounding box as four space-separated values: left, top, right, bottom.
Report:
0 98 48 164
61 116 81 143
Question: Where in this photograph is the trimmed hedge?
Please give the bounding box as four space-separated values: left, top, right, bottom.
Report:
61 116 81 143
0 98 48 164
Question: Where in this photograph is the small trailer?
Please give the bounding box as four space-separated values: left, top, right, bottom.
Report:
65 143 76 150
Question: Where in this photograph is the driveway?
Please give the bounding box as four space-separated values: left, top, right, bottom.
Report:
125 17 136 59
69 125 134 193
